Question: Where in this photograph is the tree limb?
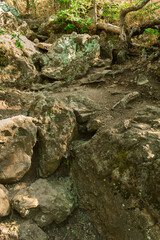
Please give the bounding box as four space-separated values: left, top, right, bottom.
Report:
120 0 150 49
130 18 160 37
97 23 120 34
120 0 150 18
94 0 98 32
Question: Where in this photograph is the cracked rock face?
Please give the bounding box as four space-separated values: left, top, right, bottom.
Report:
71 106 160 240
0 115 37 183
28 96 76 177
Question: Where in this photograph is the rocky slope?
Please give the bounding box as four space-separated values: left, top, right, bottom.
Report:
1 2 160 240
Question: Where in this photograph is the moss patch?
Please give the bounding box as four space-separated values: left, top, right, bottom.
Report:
110 150 130 174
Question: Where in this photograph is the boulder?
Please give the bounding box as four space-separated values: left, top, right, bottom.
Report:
19 221 48 240
99 30 119 59
0 2 34 39
35 32 100 81
0 184 10 217
0 115 37 183
71 106 160 240
38 15 66 36
65 94 100 124
0 33 39 88
12 178 76 227
28 96 76 177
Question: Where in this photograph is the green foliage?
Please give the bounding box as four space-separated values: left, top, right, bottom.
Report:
133 1 160 19
145 28 159 38
11 33 23 49
102 2 130 24
55 0 70 7
54 0 93 33
102 1 160 25
0 30 6 34
26 0 37 14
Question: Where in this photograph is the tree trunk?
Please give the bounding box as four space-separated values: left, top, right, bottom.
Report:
119 0 150 52
94 0 98 32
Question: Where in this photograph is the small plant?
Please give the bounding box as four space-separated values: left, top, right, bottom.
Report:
11 33 23 49
53 0 93 33
0 30 6 34
145 28 159 38
50 113 56 119
0 87 7 91
72 229 76 235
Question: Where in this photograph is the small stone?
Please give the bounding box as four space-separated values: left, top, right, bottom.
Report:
37 42 52 51
137 74 149 86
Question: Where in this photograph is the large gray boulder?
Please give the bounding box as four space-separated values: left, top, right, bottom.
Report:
71 106 160 240
0 116 37 183
35 32 100 81
12 178 76 227
28 96 76 177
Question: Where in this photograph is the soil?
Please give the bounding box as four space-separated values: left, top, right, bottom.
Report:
1 32 160 239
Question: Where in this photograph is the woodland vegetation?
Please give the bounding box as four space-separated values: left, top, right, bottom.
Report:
15 0 160 60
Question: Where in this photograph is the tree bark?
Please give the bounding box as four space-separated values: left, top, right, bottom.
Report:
120 0 150 50
94 0 98 32
97 23 120 34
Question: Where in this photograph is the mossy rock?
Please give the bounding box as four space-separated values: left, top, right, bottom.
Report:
110 150 130 174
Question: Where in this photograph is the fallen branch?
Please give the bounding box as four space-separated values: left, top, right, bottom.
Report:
112 91 140 109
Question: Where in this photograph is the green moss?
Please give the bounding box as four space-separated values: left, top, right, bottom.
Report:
110 150 130 174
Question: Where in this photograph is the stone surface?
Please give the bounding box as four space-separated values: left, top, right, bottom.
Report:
12 178 76 227
0 184 10 217
71 106 160 240
18 221 48 240
0 2 19 17
0 222 19 240
137 74 149 85
37 42 52 51
28 95 76 177
5 0 56 19
0 115 37 183
87 118 102 132
65 94 100 124
99 30 119 59
35 32 100 81
0 33 39 88
38 15 65 36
